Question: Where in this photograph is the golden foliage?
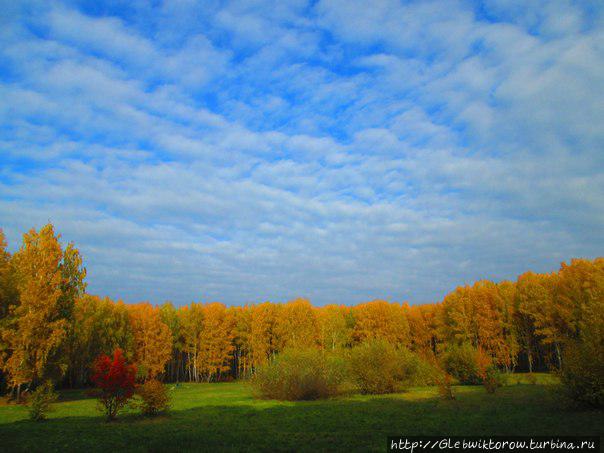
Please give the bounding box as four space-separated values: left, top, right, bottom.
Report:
316 304 352 350
0 222 602 400
1 224 85 390
352 300 410 346
128 303 172 380
197 302 235 381
274 298 319 350
439 281 518 369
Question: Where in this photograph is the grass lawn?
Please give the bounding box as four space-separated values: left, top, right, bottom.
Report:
0 374 602 452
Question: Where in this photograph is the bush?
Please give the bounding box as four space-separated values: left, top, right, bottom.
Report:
349 339 419 394
442 344 491 385
560 338 604 408
136 379 171 416
398 350 441 387
91 349 137 420
437 372 455 400
28 381 57 421
482 366 504 394
253 348 344 400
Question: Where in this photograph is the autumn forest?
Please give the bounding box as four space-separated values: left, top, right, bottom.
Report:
2 0 603 449
1 224 602 402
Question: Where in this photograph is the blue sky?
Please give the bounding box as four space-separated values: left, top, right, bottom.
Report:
1 0 603 306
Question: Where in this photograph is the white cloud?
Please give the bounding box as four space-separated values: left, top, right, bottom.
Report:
1 0 602 305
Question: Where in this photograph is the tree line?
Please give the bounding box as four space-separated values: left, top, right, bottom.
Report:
0 224 602 397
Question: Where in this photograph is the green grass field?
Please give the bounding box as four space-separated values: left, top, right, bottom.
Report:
0 374 602 452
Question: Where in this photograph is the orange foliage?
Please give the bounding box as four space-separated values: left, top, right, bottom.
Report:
128 303 172 380
1 224 85 395
439 280 518 369
274 298 319 350
1 222 602 387
229 305 252 378
316 304 352 350
405 303 439 354
352 300 410 346
178 303 205 381
197 303 235 382
249 302 280 369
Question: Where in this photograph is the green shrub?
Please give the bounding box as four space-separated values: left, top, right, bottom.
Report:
483 366 504 394
395 349 440 387
349 339 421 394
560 338 604 408
253 348 345 401
442 343 490 385
136 379 171 416
28 381 57 421
437 372 455 400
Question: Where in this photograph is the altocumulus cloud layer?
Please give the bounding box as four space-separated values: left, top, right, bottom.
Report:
1 0 603 306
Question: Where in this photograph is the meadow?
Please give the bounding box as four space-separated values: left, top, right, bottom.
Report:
0 375 602 452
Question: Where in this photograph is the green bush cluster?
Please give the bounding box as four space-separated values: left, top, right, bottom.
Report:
28 381 58 421
442 343 489 385
482 366 504 394
253 341 440 399
349 340 402 394
349 339 437 394
253 348 345 400
397 348 440 387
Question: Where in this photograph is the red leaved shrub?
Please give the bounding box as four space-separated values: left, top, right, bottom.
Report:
91 349 137 420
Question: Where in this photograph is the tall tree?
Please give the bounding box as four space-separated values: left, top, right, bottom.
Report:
197 303 234 382
128 303 172 380
405 303 439 354
249 302 280 370
555 258 604 340
316 304 352 350
515 271 562 368
515 272 548 372
179 303 205 381
274 298 318 350
352 300 410 346
68 295 132 386
229 305 252 379
0 229 18 320
1 224 85 398
159 302 184 382
495 281 519 371
439 280 518 369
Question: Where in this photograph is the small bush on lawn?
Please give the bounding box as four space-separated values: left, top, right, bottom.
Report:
349 339 423 394
483 366 504 394
28 381 57 421
91 348 137 420
437 372 455 400
442 343 491 385
398 350 441 386
253 348 345 401
136 379 171 416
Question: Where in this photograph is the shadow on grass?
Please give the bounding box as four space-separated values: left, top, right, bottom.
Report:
1 386 602 452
